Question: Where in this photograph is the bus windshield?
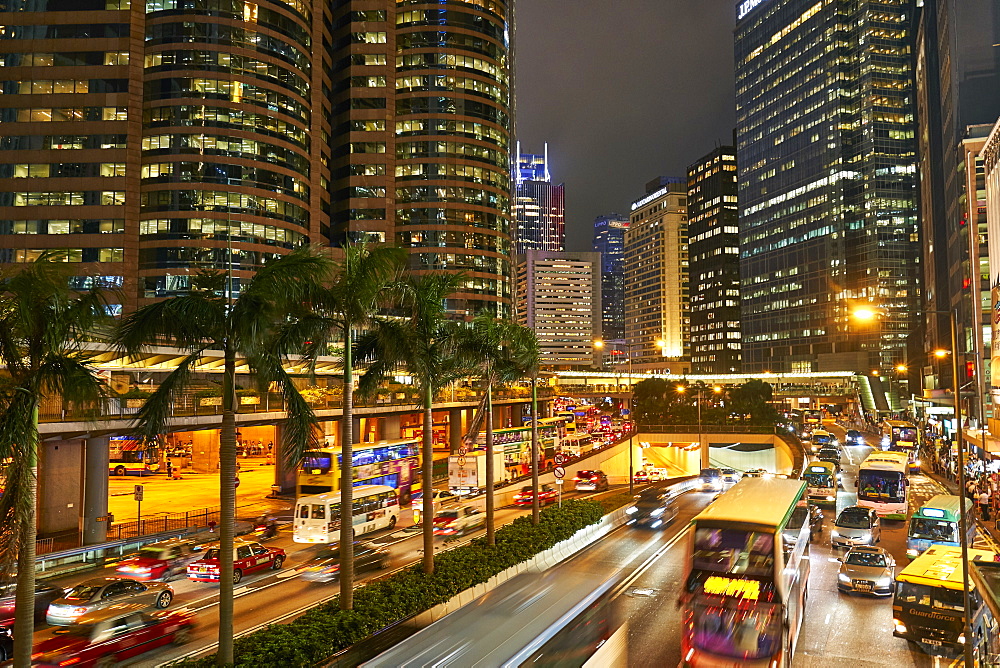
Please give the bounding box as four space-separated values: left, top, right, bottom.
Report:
691 600 782 660
895 582 965 612
858 471 904 503
692 528 774 577
803 472 833 487
909 518 957 542
302 451 332 474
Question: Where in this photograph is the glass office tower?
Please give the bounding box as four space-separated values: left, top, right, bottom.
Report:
513 144 565 255
592 213 629 342
735 0 921 373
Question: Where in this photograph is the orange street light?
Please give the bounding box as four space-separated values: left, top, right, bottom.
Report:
933 349 949 359
895 364 907 373
593 339 604 349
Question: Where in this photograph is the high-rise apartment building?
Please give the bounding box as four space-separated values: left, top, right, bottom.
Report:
735 0 921 373
591 213 629 342
515 250 601 369
0 1 513 318
687 146 742 374
513 144 565 255
624 178 690 373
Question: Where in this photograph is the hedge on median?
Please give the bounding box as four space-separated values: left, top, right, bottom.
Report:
173 499 605 667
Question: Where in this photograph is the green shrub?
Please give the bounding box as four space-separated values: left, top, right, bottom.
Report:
172 500 603 667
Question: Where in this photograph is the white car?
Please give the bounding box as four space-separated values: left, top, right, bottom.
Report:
433 506 486 537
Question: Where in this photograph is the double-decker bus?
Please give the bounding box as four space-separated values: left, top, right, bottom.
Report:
293 485 399 543
893 544 995 657
109 436 158 476
680 477 810 667
477 424 559 473
906 495 975 559
802 461 837 506
298 438 418 503
857 451 909 519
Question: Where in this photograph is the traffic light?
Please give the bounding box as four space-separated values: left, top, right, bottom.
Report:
966 361 976 379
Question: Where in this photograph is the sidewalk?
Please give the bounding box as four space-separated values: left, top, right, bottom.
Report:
925 469 1000 551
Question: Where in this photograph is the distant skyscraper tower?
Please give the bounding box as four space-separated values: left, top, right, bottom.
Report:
514 143 565 254
688 146 742 374
735 0 921 373
592 214 629 342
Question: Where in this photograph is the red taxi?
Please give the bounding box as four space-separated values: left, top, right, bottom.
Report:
187 540 285 584
31 605 194 667
116 538 197 581
513 484 557 507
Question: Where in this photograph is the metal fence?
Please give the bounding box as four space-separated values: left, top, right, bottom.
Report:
105 507 220 542
641 424 779 434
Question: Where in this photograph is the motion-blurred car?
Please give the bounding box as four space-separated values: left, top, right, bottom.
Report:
845 429 865 446
632 470 650 485
721 468 741 486
699 468 722 492
837 545 895 596
648 469 667 482
433 506 486 536
831 506 881 548
294 541 389 582
187 540 285 584
742 468 769 478
0 626 11 662
574 470 609 492
116 538 198 581
627 488 678 529
45 578 173 626
513 484 557 507
31 605 194 667
0 581 64 626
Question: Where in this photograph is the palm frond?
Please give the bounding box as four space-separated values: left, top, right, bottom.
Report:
114 294 224 357
127 350 205 443
35 352 108 410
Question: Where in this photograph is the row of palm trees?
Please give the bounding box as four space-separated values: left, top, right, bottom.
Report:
0 245 542 667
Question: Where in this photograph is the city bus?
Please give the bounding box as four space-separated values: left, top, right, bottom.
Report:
477 424 559 474
803 410 822 427
293 485 399 543
882 419 918 451
680 477 810 667
360 570 624 667
802 461 838 506
109 436 158 476
906 495 975 559
556 410 577 434
857 450 909 519
297 438 418 502
560 432 595 457
893 544 995 658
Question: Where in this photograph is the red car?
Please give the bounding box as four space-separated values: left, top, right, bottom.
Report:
116 538 198 581
187 540 285 584
31 604 194 667
513 484 557 507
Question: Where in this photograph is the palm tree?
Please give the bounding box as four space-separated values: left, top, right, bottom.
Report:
0 253 112 667
113 246 331 665
357 273 466 574
457 313 538 542
303 243 406 610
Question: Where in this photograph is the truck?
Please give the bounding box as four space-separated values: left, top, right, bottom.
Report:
448 451 504 496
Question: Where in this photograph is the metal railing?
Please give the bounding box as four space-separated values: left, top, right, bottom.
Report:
105 507 220 542
640 424 780 434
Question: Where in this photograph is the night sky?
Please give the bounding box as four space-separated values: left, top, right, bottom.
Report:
514 0 739 251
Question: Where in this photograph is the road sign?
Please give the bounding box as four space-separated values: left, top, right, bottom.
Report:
133 484 144 502
554 454 565 465
235 475 241 489
621 408 631 416
458 456 466 467
553 466 565 479
458 446 468 456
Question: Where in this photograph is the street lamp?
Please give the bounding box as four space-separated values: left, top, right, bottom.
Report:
677 384 723 469
855 306 973 667
594 338 661 493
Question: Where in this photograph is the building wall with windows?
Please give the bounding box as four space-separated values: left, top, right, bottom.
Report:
687 146 742 374
735 0 921 373
980 118 1000 429
513 144 565 255
515 250 601 369
591 213 628 342
624 178 689 373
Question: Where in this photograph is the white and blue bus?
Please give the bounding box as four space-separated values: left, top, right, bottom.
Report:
906 494 974 559
293 485 399 544
857 451 909 520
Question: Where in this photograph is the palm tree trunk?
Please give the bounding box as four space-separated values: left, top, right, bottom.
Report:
217 345 237 666
531 373 539 525
340 327 355 610
12 405 38 668
421 383 434 574
485 384 495 546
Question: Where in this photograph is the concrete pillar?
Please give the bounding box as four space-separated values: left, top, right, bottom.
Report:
701 436 711 470
82 436 109 545
273 425 296 494
190 429 219 473
449 408 463 453
382 414 402 441
352 416 362 444
493 404 506 429
38 439 84 537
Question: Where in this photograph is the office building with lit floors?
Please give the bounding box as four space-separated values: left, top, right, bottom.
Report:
513 144 565 254
515 250 601 369
623 178 690 374
687 146 741 374
735 0 922 373
592 213 629 342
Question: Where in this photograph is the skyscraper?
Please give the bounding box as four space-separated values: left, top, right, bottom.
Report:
0 1 513 319
591 213 629 342
687 146 742 374
735 0 921 373
624 178 690 373
513 144 565 254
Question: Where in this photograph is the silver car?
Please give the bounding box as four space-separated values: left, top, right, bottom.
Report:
46 577 173 626
831 506 881 548
837 545 895 596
